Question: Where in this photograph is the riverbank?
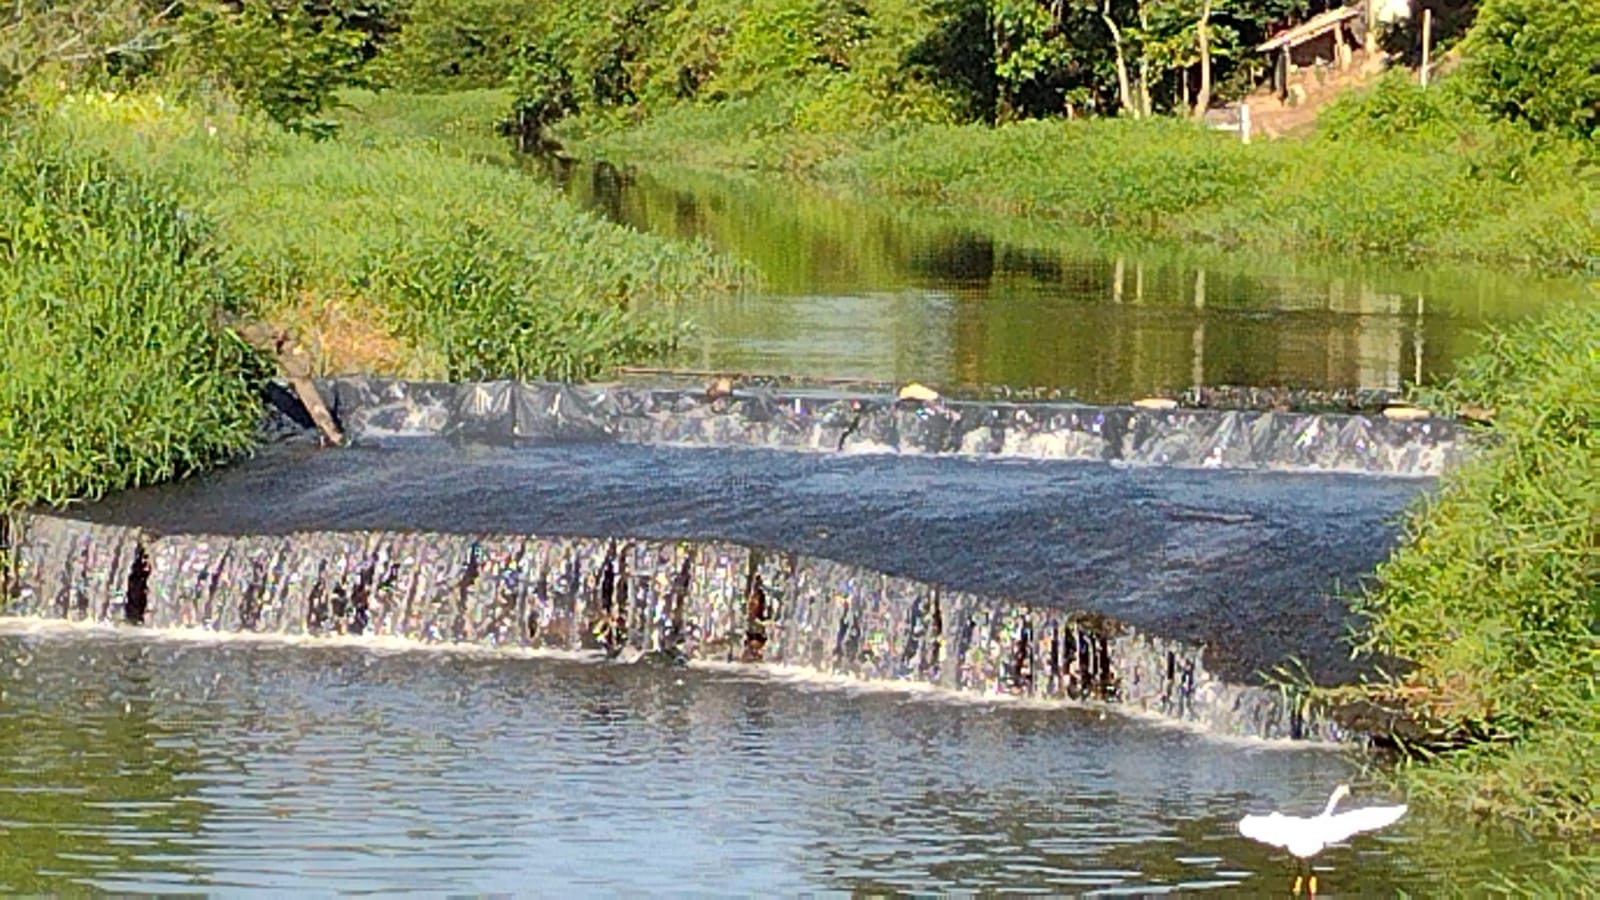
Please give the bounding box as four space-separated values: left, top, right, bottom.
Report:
561 73 1596 275
0 87 751 513
1319 301 1597 850
0 128 265 512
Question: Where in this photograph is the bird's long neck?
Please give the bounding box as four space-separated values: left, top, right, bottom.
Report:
1322 785 1350 816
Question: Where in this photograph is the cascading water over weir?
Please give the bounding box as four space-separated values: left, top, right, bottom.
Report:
1 378 1463 743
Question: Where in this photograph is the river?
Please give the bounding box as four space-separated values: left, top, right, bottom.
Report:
1 162 1585 894
548 160 1588 401
0 620 1566 894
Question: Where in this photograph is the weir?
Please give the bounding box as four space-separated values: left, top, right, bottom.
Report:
2 378 1462 742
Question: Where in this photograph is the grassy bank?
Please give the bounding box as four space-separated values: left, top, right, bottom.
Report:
566 74 1597 274
1339 301 1598 837
0 130 264 512
1 84 753 513
33 87 750 381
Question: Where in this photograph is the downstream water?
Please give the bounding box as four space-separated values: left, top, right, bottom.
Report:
550 161 1588 401
0 621 1563 895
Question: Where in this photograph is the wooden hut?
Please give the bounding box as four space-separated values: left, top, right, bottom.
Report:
1257 5 1365 100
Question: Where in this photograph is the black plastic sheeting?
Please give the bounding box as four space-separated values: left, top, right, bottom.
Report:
280 378 1466 476
6 512 1344 741
54 430 1431 688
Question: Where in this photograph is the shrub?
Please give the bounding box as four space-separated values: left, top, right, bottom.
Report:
1460 0 1600 143
372 0 545 92
1316 70 1481 142
178 0 389 137
504 38 580 147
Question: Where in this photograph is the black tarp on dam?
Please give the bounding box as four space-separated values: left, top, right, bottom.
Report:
3 378 1460 741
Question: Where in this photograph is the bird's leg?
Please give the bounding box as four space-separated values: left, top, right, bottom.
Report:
1308 872 1318 896
1291 874 1303 895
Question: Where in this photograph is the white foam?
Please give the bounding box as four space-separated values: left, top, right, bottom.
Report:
0 615 603 664
0 615 1343 751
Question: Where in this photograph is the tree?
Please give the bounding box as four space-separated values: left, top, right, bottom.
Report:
370 0 544 91
1194 0 1213 116
1461 0 1600 142
1094 0 1139 116
0 0 180 100
179 1 394 137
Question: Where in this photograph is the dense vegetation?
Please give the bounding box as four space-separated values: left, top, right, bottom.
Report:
38 89 743 381
0 1 750 512
1345 301 1597 837
825 74 1591 269
1459 0 1599 142
0 130 264 510
527 2 1594 272
293 0 1584 272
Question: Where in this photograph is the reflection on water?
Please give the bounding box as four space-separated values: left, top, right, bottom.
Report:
547 161 1587 401
0 623 1566 894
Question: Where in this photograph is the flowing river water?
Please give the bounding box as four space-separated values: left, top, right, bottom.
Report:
0 621 1569 895
2 164 1588 894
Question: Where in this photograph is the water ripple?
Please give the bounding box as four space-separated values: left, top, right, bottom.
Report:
0 623 1569 894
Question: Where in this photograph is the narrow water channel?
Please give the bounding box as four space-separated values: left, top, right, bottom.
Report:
547 160 1587 401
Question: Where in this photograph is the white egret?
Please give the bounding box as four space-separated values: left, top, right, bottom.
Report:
1238 783 1408 896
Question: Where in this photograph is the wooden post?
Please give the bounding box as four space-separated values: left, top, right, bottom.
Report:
1414 294 1425 385
1192 269 1207 390
1239 102 1251 144
1420 8 1433 88
231 319 345 447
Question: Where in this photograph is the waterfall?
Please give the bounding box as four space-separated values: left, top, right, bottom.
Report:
4 511 1337 743
313 378 1465 476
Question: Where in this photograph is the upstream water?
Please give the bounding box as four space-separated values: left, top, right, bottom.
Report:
0 621 1563 895
549 161 1588 401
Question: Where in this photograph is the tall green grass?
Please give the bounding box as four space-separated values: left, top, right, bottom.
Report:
839 77 1596 271
334 88 521 166
572 91 892 174
31 88 751 381
568 73 1597 274
1346 301 1598 835
2 83 754 518
0 129 265 511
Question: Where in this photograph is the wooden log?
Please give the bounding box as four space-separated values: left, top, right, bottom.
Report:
229 319 345 446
